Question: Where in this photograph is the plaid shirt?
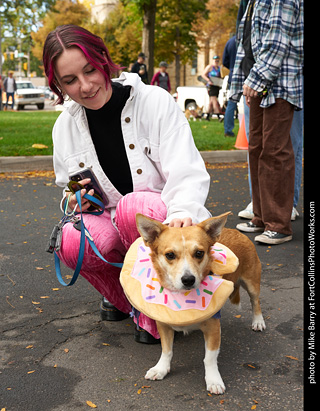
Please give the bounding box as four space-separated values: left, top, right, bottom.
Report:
230 0 304 109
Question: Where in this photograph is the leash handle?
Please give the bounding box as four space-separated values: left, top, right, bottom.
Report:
54 191 123 287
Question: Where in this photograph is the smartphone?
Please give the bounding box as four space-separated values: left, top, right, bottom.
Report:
69 168 109 206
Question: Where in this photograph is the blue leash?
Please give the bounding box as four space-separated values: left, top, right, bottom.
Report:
54 190 123 287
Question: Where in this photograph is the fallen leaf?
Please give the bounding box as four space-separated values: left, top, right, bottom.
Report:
26 345 33 349
40 296 50 299
36 267 44 270
64 348 69 353
102 343 110 346
86 401 97 408
27 370 35 374
247 364 256 369
235 314 241 318
137 389 142 394
286 355 299 361
251 406 257 410
52 288 60 291
32 144 48 149
32 301 40 305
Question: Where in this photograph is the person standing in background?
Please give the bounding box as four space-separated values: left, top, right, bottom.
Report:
222 35 237 137
230 0 304 245
4 71 17 110
131 52 149 84
151 61 171 93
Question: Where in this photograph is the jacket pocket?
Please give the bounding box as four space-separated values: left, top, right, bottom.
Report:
64 150 95 176
146 142 160 163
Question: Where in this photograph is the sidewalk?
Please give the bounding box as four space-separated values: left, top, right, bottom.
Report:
0 151 248 173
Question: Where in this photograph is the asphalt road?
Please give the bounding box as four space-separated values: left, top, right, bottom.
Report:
0 163 304 410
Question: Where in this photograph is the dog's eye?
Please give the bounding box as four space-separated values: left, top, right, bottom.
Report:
165 252 176 260
194 250 205 259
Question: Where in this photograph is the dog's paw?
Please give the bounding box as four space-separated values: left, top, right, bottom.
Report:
145 366 169 381
205 368 225 395
252 314 266 332
206 379 226 395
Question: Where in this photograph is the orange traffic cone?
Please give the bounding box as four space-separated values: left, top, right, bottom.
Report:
235 116 248 150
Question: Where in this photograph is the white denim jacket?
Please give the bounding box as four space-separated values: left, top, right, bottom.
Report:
52 72 211 224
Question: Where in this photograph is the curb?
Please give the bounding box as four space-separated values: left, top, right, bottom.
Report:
0 150 248 173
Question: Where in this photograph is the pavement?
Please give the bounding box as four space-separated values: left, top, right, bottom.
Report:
0 159 304 410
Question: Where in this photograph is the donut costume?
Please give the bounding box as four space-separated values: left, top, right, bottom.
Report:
120 238 237 327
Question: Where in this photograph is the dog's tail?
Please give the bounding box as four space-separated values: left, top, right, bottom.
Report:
229 284 241 307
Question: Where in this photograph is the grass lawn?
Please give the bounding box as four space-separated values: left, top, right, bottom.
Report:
0 111 239 156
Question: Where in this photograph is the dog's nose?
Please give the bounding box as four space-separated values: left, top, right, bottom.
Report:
181 274 196 288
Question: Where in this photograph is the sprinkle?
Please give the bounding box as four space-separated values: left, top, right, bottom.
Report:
184 291 191 296
146 295 156 300
137 268 145 276
186 300 196 304
214 248 223 251
202 297 206 307
140 258 150 263
140 246 146 252
201 281 208 286
219 253 226 259
146 284 155 290
196 288 201 296
214 259 224 264
203 289 213 295
208 275 213 280
147 268 151 278
152 277 159 282
173 300 181 309
159 286 164 294
164 294 168 304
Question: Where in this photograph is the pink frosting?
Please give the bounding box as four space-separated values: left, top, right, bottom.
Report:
131 241 227 311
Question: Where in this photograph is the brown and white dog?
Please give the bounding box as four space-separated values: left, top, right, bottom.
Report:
136 212 265 394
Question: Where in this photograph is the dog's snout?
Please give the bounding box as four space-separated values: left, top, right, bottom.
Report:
181 274 196 288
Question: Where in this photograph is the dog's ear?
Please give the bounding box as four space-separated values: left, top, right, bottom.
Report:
136 213 167 245
198 212 231 241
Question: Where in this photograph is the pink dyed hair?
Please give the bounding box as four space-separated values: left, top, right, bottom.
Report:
42 25 121 105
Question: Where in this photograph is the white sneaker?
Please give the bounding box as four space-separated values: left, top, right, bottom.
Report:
238 202 254 219
291 207 299 221
255 230 292 245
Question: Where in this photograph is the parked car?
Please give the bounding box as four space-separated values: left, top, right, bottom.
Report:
14 80 45 110
38 86 55 100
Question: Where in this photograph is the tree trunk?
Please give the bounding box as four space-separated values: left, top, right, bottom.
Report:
175 25 181 88
141 0 157 83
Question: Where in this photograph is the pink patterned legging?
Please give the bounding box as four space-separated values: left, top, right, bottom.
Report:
57 191 167 339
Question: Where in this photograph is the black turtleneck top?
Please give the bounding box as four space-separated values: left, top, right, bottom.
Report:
85 82 133 196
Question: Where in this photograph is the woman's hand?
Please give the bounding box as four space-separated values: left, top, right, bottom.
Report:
168 217 194 228
66 178 94 212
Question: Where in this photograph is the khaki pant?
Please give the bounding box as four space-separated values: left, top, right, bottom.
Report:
249 98 295 235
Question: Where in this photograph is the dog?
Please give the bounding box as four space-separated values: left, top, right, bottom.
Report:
185 105 203 121
136 211 265 394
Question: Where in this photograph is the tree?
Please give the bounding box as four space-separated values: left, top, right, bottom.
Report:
100 1 142 69
154 0 208 87
126 0 157 83
195 0 238 64
0 0 56 75
31 0 91 61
